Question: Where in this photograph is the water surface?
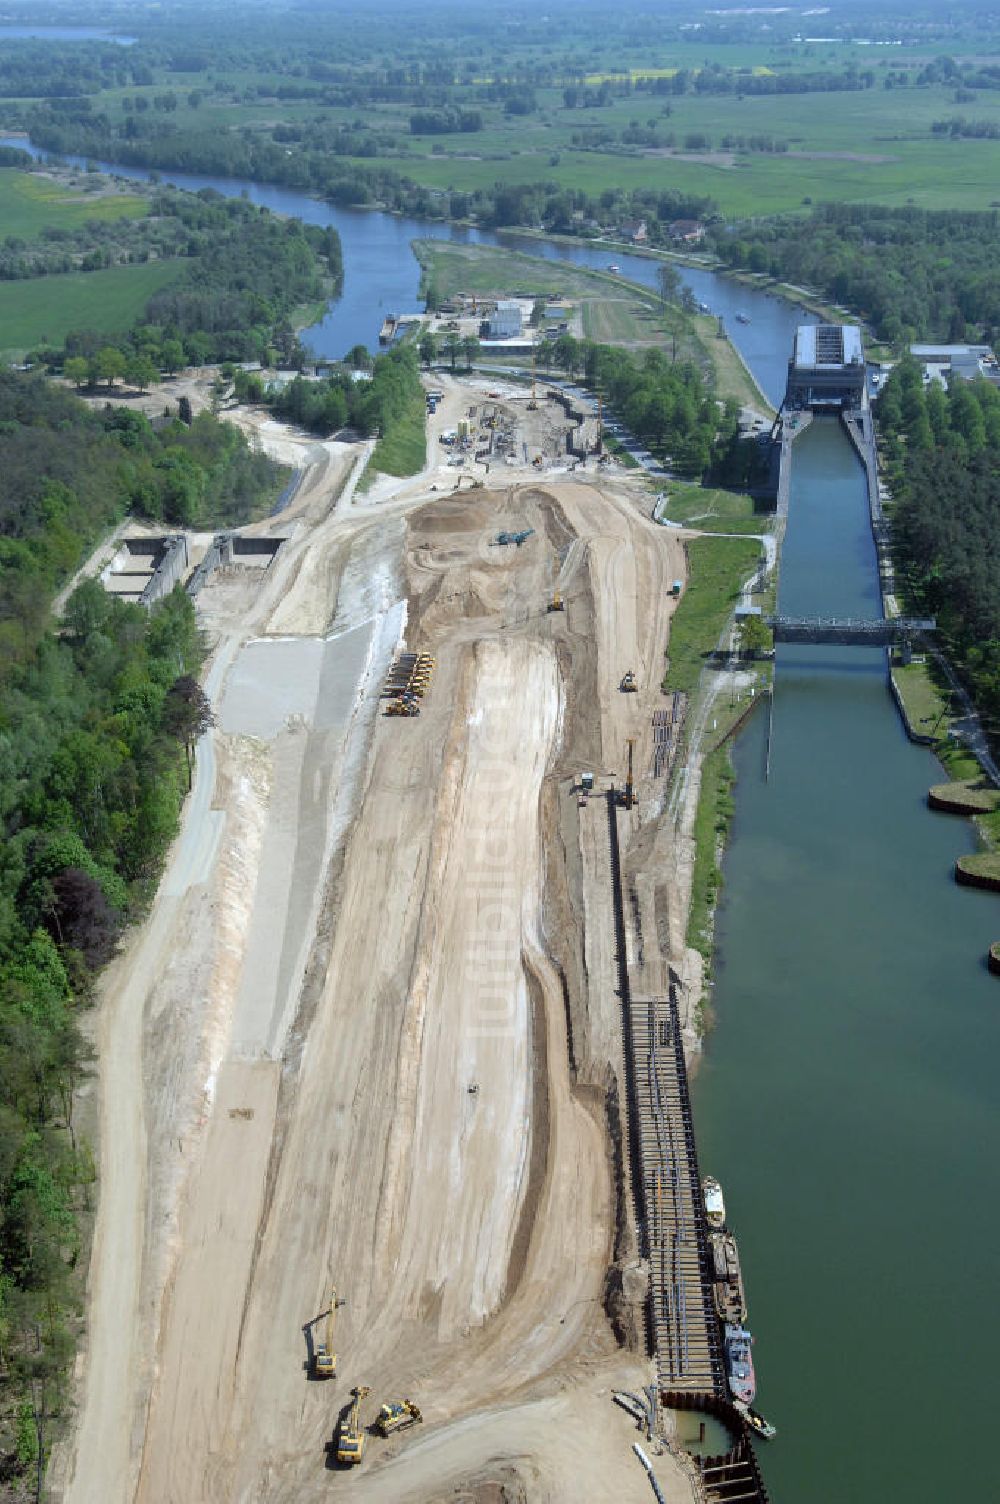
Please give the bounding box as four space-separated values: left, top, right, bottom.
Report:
694 420 1000 1501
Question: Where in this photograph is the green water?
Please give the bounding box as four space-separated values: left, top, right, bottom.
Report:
693 419 1000 1500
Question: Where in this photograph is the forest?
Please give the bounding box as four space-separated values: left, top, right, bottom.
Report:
710 205 1000 347
877 357 1000 721
0 369 243 1487
268 343 424 441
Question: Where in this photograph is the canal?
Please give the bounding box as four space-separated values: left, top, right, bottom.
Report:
4 135 995 1498
694 418 1000 1501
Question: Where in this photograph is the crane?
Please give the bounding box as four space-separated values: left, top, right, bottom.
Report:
337 1385 371 1466
621 738 635 811
313 1288 344 1379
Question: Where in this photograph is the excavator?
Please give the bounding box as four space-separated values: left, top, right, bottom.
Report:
313 1288 344 1379
373 1400 423 1438
620 670 637 693
547 562 565 613
337 1385 371 1466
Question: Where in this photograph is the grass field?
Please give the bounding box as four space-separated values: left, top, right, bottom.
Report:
0 261 182 355
693 313 774 413
663 483 768 535
335 75 1000 216
364 388 427 483
685 745 736 968
664 535 762 695
890 658 949 737
0 167 148 237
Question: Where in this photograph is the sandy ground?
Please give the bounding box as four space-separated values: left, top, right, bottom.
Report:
52 378 712 1504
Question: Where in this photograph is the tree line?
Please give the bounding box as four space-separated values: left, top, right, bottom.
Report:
0 369 233 1493
710 204 1000 348
268 344 424 441
877 357 1000 724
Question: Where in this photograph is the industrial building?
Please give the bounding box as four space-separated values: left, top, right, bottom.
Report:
486 299 523 339
910 344 1000 386
785 324 866 411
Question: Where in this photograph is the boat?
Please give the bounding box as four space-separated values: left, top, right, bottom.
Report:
711 1230 747 1323
733 1400 776 1441
724 1323 756 1406
698 301 711 313
607 263 621 274
702 1175 726 1230
735 312 751 325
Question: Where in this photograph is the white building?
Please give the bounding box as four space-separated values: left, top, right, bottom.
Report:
910 344 1000 386
487 300 523 339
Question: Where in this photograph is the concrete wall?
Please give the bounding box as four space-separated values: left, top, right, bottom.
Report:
186 533 285 596
140 535 188 606
101 535 188 607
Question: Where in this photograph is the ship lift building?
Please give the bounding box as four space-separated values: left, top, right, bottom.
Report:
786 324 867 411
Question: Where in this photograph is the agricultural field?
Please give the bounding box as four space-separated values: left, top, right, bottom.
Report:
0 166 148 237
28 66 1000 216
0 261 181 357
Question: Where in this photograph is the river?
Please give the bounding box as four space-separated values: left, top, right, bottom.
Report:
4 136 994 1499
0 26 136 44
0 136 806 406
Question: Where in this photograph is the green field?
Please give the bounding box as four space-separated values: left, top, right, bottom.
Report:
364 388 427 483
664 535 763 694
16 20 1000 217
0 167 148 237
662 483 768 535
890 658 949 736
331 76 1000 216
0 261 182 355
686 745 736 967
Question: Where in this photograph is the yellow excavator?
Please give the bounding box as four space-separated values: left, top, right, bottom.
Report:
337 1385 371 1466
374 1400 423 1437
313 1288 344 1379
620 670 638 693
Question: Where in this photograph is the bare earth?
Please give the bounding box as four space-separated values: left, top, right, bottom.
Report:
51 376 711 1504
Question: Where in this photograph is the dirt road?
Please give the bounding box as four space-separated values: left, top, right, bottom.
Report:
56 384 699 1504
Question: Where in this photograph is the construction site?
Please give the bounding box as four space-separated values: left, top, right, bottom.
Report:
51 370 769 1504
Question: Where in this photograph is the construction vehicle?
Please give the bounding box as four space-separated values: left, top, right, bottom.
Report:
373 1400 423 1438
548 561 565 613
313 1288 344 1379
385 699 419 717
620 670 638 693
337 1386 371 1466
493 528 534 547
